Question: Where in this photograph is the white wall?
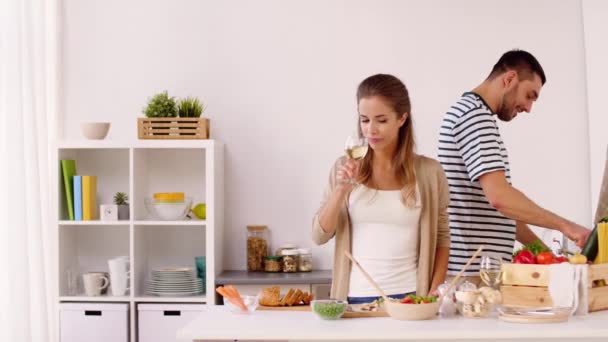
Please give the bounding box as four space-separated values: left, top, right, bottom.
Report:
583 0 608 220
62 0 592 269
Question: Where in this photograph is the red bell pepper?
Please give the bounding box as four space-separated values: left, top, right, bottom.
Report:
513 250 536 264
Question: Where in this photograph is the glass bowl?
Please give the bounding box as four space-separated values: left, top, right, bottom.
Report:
311 299 347 320
455 290 492 318
223 295 259 314
144 197 192 220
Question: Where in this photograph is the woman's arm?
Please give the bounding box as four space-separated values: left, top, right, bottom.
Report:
312 158 353 245
430 162 451 294
429 246 449 294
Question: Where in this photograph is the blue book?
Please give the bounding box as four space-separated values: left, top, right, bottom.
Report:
73 175 82 221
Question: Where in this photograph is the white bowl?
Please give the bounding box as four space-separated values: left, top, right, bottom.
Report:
223 295 259 314
81 122 110 140
383 299 440 320
144 197 192 221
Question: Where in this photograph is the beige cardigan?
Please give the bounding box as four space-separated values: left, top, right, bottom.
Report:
312 155 450 300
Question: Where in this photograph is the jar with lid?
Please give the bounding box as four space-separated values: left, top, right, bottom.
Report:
275 243 298 257
246 225 269 271
297 248 313 272
281 249 299 273
264 256 282 272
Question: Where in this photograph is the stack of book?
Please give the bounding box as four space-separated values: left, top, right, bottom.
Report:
61 160 97 221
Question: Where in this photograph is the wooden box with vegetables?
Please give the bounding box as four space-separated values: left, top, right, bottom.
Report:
501 225 608 312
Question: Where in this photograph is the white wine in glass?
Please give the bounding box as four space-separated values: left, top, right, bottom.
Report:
479 254 503 289
344 134 369 161
344 133 368 184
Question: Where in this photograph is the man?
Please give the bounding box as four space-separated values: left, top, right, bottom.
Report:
438 49 590 280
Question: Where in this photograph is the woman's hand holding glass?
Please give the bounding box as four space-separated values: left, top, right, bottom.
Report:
339 133 368 186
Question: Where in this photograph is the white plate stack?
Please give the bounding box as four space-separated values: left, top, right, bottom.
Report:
145 267 203 297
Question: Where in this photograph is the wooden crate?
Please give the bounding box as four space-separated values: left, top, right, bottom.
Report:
137 117 210 139
500 263 608 312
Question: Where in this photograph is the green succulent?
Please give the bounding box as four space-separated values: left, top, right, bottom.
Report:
113 192 129 206
143 91 177 118
178 97 205 118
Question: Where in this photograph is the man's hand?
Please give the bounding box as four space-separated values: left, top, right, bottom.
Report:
562 223 591 248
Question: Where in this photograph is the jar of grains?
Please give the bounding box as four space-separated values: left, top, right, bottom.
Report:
264 256 283 272
297 248 313 272
246 225 269 271
282 249 299 273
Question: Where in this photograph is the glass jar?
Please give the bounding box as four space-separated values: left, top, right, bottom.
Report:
282 249 299 273
246 225 269 271
264 256 282 272
297 248 313 272
275 244 297 257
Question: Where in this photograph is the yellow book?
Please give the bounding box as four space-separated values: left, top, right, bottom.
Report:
82 176 97 220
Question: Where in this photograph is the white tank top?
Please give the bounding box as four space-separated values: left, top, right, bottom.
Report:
347 184 421 297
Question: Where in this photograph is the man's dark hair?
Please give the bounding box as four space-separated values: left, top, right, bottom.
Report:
488 49 546 85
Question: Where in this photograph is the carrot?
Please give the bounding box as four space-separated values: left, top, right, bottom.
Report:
225 285 247 310
216 286 247 312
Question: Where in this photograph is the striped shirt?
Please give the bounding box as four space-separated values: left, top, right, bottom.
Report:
438 92 516 276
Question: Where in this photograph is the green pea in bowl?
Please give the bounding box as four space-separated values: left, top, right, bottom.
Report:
311 299 347 320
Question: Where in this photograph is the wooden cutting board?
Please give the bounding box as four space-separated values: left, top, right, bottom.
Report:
258 304 388 317
258 305 311 311
498 311 569 323
342 310 388 318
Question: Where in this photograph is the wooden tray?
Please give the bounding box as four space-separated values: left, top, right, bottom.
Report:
498 312 569 323
137 117 210 139
498 306 570 324
258 305 311 311
258 304 388 318
501 263 608 312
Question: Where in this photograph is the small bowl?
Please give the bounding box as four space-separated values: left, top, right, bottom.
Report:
81 122 110 140
383 299 440 320
144 197 192 220
223 295 259 314
454 291 492 318
455 290 479 305
311 299 347 320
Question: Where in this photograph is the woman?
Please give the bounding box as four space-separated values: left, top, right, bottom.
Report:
312 74 450 304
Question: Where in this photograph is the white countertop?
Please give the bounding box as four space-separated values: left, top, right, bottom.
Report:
177 306 608 341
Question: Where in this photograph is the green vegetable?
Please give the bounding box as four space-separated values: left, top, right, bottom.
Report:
582 225 600 261
513 240 550 258
401 294 438 304
312 302 346 320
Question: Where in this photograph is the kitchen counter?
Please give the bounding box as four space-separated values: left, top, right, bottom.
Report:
215 270 332 285
177 307 608 341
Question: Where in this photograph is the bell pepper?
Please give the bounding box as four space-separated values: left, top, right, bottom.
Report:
513 250 536 264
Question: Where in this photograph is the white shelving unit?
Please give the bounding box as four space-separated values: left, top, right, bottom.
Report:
54 140 224 342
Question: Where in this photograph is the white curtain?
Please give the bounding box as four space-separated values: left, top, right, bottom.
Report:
0 0 59 341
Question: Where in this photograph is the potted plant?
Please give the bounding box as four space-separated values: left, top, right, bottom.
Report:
114 192 129 220
140 91 177 136
177 97 205 135
143 91 177 118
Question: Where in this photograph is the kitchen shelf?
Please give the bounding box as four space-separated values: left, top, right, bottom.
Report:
134 296 207 303
133 220 207 226
55 140 224 342
59 295 131 302
59 220 130 226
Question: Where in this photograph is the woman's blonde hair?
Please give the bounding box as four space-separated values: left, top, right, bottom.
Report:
356 74 417 206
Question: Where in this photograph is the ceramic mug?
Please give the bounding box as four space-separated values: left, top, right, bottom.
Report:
83 272 109 296
110 271 130 296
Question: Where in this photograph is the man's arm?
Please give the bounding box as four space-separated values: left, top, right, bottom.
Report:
479 171 589 248
515 220 545 246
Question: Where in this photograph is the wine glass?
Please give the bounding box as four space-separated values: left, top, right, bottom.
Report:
344 133 369 184
479 254 503 289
